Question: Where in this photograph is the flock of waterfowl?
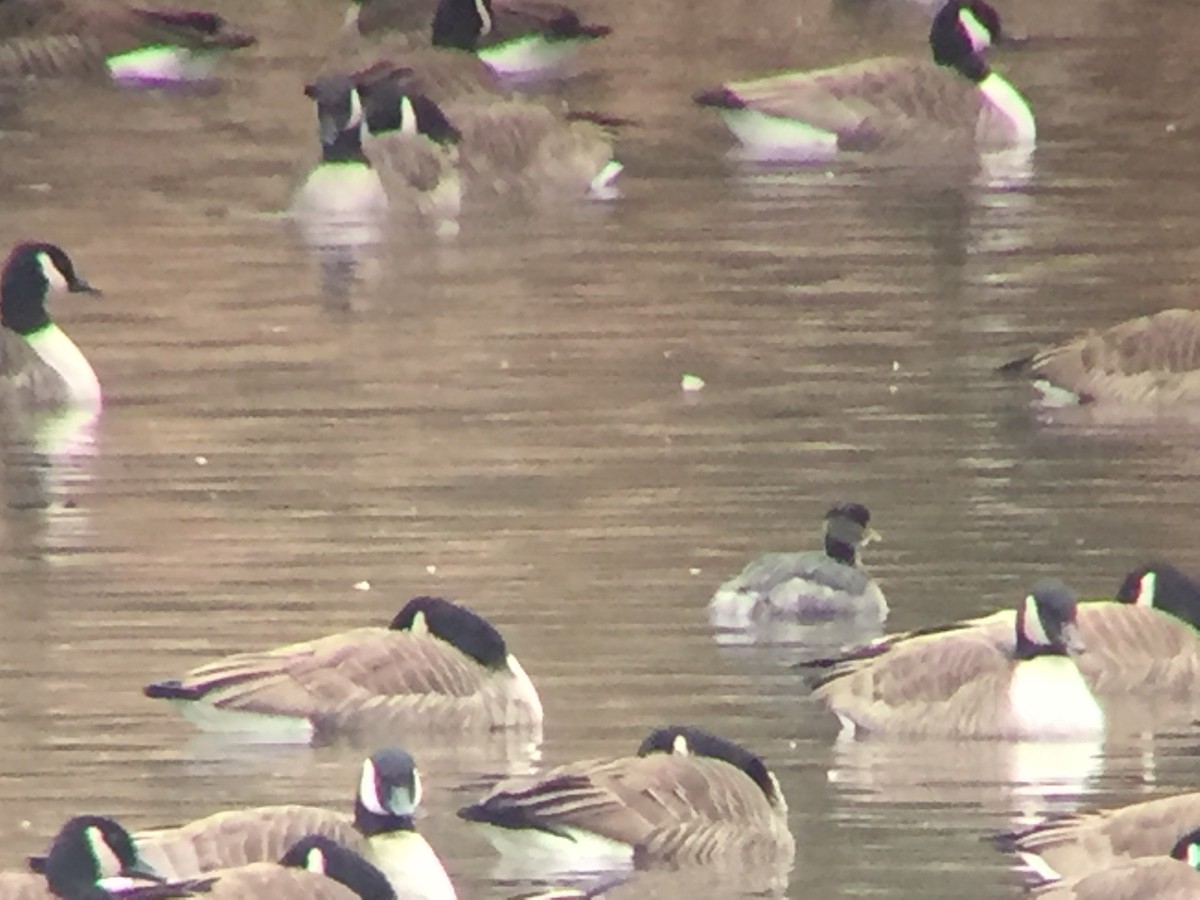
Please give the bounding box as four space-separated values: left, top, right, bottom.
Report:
4 0 1200 897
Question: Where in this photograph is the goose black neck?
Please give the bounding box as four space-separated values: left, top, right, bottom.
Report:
432 0 484 50
354 801 415 837
1014 633 1067 660
322 127 369 165
824 534 857 565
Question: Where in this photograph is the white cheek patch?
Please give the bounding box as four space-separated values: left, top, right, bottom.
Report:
348 89 364 130
1021 594 1051 646
399 96 417 136
37 252 69 293
671 734 690 756
86 826 122 878
473 0 493 35
1188 842 1200 868
409 610 429 637
305 846 328 875
1135 571 1158 607
359 759 387 815
959 9 992 53
410 768 422 810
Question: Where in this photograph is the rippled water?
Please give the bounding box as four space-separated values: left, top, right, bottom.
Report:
3 0 1200 896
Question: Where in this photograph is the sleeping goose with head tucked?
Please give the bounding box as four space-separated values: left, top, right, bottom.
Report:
458 725 793 872
143 595 542 742
812 579 1103 739
694 0 1033 160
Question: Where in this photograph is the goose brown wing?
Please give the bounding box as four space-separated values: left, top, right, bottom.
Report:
133 806 365 882
171 628 490 716
727 58 979 145
1073 604 1200 696
1033 858 1200 900
1029 310 1200 402
198 862 364 900
815 632 1014 736
1011 792 1200 881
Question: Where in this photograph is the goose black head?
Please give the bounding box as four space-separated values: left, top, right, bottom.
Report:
355 76 462 146
637 725 779 802
1015 579 1085 659
1116 562 1200 628
43 816 161 898
389 596 508 669
930 0 996 83
822 502 879 565
1 242 99 337
281 835 397 900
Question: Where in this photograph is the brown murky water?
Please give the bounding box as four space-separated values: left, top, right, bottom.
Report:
3 0 1200 896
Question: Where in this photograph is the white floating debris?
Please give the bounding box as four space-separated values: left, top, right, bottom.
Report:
689 567 701 576
195 456 208 466
889 385 898 395
353 581 371 592
681 373 705 392
426 564 438 575
892 361 900 371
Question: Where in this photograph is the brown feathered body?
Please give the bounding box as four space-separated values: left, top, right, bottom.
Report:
813 602 1200 701
0 0 254 80
131 807 369 882
461 752 793 867
172 862 369 900
1014 309 1200 405
1031 857 1200 900
703 58 1021 154
1006 792 1200 883
149 625 543 736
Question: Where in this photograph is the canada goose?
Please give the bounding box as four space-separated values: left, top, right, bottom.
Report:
291 75 390 233
344 0 609 80
0 0 255 86
812 579 1104 739
56 750 457 900
801 562 1200 698
1 241 102 415
693 0 1034 160
356 70 622 198
709 502 885 628
994 793 1200 885
143 595 542 740
458 725 794 870
1030 839 1200 900
0 815 162 899
156 836 397 900
998 309 1200 407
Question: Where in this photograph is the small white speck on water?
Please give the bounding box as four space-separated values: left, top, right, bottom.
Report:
889 385 898 395
1166 122 1177 133
353 581 371 591
689 567 701 576
681 373 705 392
195 456 208 466
892 361 900 371
426 564 438 574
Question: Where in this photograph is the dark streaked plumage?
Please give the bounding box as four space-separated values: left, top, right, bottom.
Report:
693 0 1032 158
709 502 885 627
0 0 254 81
812 580 1103 739
143 596 542 738
459 725 793 868
999 310 1200 406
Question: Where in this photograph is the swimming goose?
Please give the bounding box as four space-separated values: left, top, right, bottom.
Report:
995 793 1200 885
345 0 609 80
0 0 255 86
0 815 162 899
812 579 1104 739
155 836 397 900
1 241 102 415
709 502 885 628
458 725 794 870
356 71 622 198
1030 837 1200 900
998 309 1200 407
693 0 1034 160
143 595 542 740
74 750 456 900
801 562 1200 698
